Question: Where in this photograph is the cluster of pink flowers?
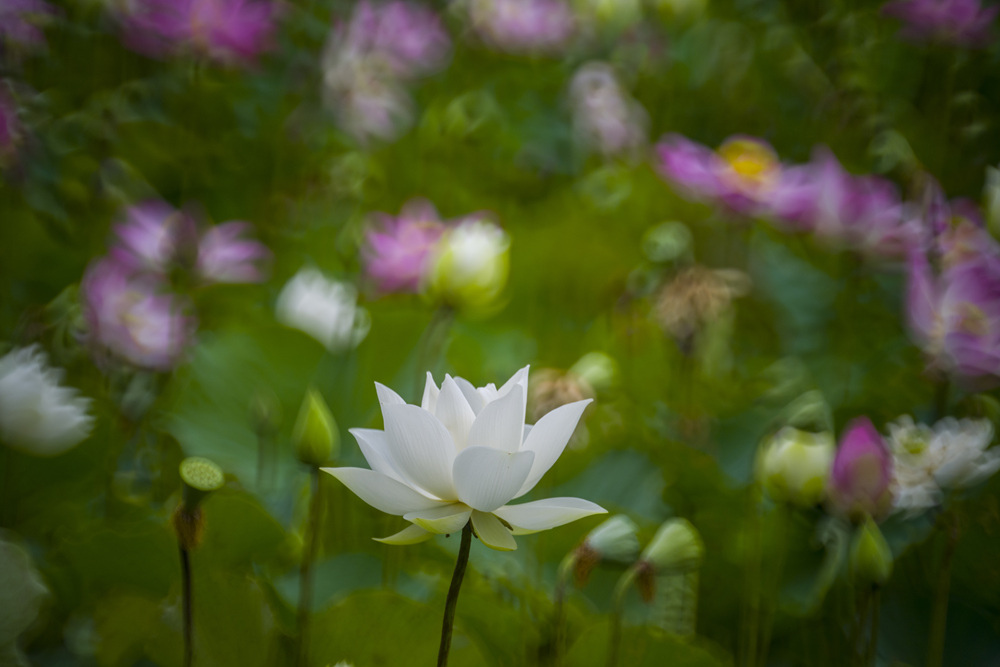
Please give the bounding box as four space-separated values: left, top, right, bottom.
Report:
906 181 1000 385
467 0 576 55
82 201 270 370
322 1 451 143
882 0 997 47
119 0 278 65
363 199 447 293
655 134 921 259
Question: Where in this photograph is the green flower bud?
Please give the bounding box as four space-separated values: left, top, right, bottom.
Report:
179 457 225 509
569 352 618 394
849 516 893 587
756 427 834 507
424 218 509 314
293 388 339 467
640 518 704 573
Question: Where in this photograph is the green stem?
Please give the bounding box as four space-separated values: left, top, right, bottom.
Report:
296 467 324 667
437 522 473 667
757 505 790 667
606 566 638 667
865 588 880 667
413 307 454 401
180 545 193 667
933 379 950 423
551 553 576 667
740 486 763 667
927 520 959 667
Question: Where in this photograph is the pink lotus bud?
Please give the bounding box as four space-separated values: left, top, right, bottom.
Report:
827 418 894 521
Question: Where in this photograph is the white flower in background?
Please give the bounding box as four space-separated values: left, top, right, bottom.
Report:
324 366 606 550
888 415 1000 514
0 346 93 456
569 62 648 159
425 217 510 312
276 268 370 352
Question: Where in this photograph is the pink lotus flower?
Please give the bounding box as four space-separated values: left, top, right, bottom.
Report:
882 0 997 47
469 0 576 55
121 0 278 65
907 245 1000 384
828 418 894 521
654 134 782 217
82 257 194 370
336 1 451 79
197 222 271 283
770 148 921 258
0 0 56 53
111 200 269 285
363 199 447 293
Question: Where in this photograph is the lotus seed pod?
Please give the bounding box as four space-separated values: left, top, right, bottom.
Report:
179 457 225 509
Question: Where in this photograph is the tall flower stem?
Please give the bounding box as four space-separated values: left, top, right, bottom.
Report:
438 522 473 667
413 307 454 400
296 467 324 667
550 553 576 667
179 542 193 667
927 517 960 667
606 566 638 667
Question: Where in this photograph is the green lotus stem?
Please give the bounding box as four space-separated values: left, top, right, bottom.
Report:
180 543 193 667
437 521 473 667
740 486 763 667
927 520 960 667
296 467 324 667
865 588 881 667
550 552 576 667
413 307 454 401
933 379 950 423
606 566 638 667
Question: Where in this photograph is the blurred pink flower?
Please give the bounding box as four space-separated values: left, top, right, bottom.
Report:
364 199 447 293
469 0 576 55
337 1 451 79
655 134 781 216
0 0 56 52
828 418 894 521
121 0 278 65
770 148 921 258
0 86 21 162
197 222 271 283
111 200 269 285
569 62 648 160
82 257 194 370
907 245 1000 384
882 0 997 47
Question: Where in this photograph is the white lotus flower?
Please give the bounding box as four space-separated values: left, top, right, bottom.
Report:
323 366 606 550
276 268 370 352
888 415 1000 514
0 346 93 456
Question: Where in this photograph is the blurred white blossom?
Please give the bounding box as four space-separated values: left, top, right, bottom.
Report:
888 415 1000 514
425 217 510 312
0 346 93 456
276 268 370 352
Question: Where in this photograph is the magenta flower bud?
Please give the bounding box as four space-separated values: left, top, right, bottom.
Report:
121 0 278 65
828 418 894 521
881 0 997 47
343 1 451 79
196 222 270 284
82 257 194 370
468 0 576 55
363 199 447 294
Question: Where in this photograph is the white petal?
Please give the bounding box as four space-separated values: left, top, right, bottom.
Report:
466 385 525 453
453 447 534 512
435 376 477 451
375 382 405 408
404 503 472 534
471 510 517 551
454 377 484 414
382 404 457 500
421 372 440 412
374 524 434 545
515 399 592 498
493 497 607 535
322 467 443 515
497 365 529 415
349 428 408 484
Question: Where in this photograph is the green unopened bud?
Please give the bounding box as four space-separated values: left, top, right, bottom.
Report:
573 515 640 586
756 427 834 507
179 457 225 509
293 388 339 467
640 519 704 573
781 390 833 433
424 219 509 314
849 516 893 587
